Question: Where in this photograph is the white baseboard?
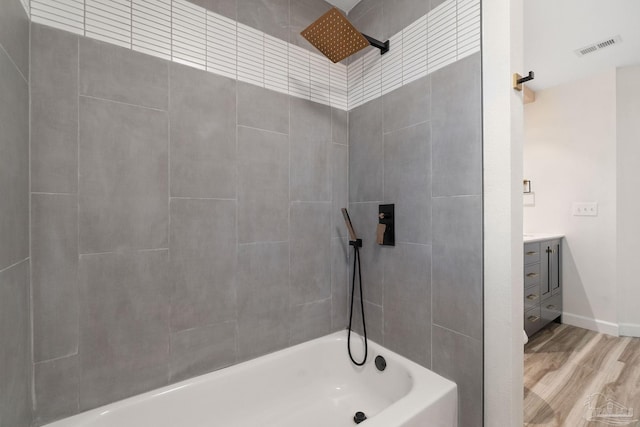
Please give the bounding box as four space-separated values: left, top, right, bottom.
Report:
562 312 619 337
619 323 640 337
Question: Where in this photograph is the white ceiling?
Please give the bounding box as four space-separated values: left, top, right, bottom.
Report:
524 0 640 91
325 0 362 14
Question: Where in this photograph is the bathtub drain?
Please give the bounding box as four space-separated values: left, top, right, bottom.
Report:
354 411 367 424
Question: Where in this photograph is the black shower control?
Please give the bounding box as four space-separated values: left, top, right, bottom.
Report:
378 204 395 246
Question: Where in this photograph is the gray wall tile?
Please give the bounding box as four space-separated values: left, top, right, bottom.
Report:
78 250 170 411
349 99 383 202
33 356 79 426
429 0 448 11
383 75 430 133
0 0 29 78
347 202 383 305
332 107 348 145
290 299 332 345
0 261 31 427
0 46 29 270
238 126 289 243
170 199 237 332
237 0 289 41
237 82 289 134
188 0 237 20
237 242 290 361
290 202 332 305
431 54 482 197
30 24 79 194
383 0 428 38
290 0 333 51
347 0 381 22
432 325 483 427
290 98 331 201
32 194 79 363
432 196 482 340
169 64 236 198
79 37 168 110
383 123 431 244
383 243 431 366
350 299 383 344
332 143 349 238
331 238 349 330
169 322 237 382
78 97 168 254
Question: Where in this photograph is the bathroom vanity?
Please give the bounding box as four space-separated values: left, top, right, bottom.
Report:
523 235 564 337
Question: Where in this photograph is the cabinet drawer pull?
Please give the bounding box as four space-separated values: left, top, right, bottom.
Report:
526 273 539 278
528 315 540 323
526 294 539 300
526 251 537 256
546 304 556 310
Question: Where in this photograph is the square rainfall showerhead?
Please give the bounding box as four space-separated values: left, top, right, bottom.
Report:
301 7 370 63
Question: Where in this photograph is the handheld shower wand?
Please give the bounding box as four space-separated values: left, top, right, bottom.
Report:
341 208 368 366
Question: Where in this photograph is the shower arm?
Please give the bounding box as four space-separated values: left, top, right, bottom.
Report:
362 34 390 55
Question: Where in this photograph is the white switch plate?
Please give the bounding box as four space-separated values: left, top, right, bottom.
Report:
572 202 598 216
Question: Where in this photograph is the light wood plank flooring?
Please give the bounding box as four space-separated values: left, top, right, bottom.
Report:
524 323 640 427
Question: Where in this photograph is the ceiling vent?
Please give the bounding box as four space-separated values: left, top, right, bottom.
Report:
575 35 622 57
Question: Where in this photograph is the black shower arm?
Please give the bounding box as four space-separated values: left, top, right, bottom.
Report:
362 34 390 55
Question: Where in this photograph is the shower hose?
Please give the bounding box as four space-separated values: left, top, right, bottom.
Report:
347 242 368 366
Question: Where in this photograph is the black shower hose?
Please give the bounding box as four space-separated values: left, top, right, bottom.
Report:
347 243 367 366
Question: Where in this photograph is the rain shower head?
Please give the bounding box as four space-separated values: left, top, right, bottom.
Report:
301 7 389 63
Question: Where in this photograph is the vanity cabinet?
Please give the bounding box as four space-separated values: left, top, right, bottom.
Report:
524 238 562 337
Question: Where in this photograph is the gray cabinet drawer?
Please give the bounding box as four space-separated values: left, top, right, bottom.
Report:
524 263 541 287
524 306 543 337
542 294 562 323
524 284 541 310
524 242 541 265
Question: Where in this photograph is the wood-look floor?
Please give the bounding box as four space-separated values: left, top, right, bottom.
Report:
524 323 640 427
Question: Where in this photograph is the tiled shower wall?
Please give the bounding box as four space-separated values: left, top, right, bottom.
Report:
29 22 349 425
0 0 31 426
346 3 483 427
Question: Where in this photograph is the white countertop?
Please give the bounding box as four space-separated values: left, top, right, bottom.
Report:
523 233 564 243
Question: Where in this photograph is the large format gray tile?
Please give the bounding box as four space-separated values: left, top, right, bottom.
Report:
432 196 482 340
237 0 289 41
431 54 482 197
237 126 289 243
79 37 168 110
169 64 236 198
347 202 383 305
169 321 237 382
78 250 170 411
290 0 333 51
237 82 289 134
170 199 237 332
349 99 383 202
347 0 381 22
290 98 331 202
33 355 79 426
383 123 431 244
332 107 348 145
78 97 168 254
383 76 430 133
350 299 383 345
188 0 236 19
331 238 349 330
0 46 28 270
0 0 29 78
30 24 79 194
291 299 332 345
383 0 428 38
432 325 483 427
0 261 31 427
32 194 79 363
332 143 349 238
290 202 332 305
237 242 290 361
383 243 431 366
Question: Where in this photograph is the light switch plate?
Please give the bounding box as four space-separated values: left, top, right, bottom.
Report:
572 202 598 216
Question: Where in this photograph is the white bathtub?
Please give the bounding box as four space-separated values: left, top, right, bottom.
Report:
45 331 457 427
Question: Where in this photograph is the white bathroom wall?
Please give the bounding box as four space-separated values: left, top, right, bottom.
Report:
524 69 618 334
616 65 640 336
